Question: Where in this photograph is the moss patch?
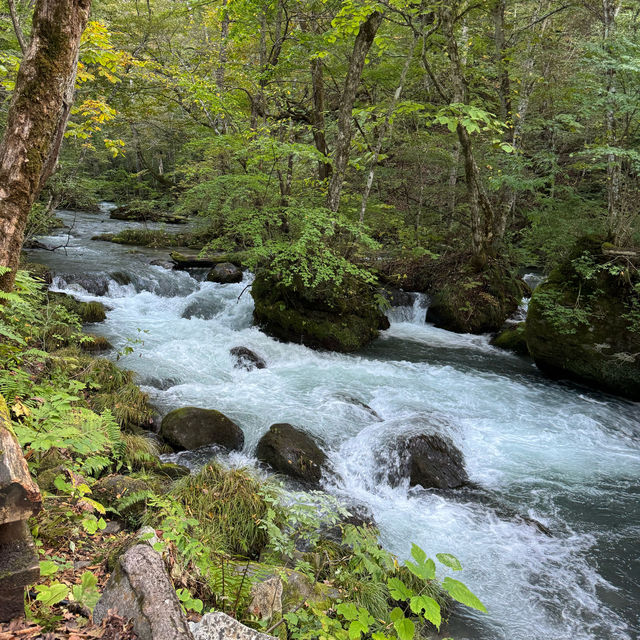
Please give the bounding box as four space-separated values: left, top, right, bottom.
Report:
526 235 640 399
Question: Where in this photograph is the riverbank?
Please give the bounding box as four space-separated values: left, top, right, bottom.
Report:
17 209 640 640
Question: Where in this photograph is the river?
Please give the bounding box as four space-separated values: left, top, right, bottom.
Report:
30 208 640 640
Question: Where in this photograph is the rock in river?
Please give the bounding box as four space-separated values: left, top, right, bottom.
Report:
160 407 244 451
231 346 267 370
403 433 469 490
256 423 327 486
207 262 243 284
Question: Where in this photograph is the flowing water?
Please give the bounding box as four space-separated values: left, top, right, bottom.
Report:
31 209 640 640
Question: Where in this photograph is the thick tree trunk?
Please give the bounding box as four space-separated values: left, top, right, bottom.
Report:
441 2 496 260
310 57 331 181
327 11 383 213
0 0 91 292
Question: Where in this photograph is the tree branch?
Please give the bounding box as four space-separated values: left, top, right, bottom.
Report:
8 0 27 54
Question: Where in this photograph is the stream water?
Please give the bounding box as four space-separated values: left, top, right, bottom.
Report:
30 209 640 640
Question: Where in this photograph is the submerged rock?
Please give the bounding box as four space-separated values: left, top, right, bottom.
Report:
256 423 327 486
251 272 389 353
231 346 267 370
160 406 244 451
526 236 640 400
93 544 193 640
402 433 468 490
491 323 528 356
207 262 243 283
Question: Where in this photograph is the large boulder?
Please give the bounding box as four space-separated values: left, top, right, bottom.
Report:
526 236 640 400
426 260 524 334
256 424 327 486
402 434 468 490
191 612 275 640
491 323 528 356
93 544 193 640
231 346 267 370
207 262 243 284
160 407 244 451
251 272 389 353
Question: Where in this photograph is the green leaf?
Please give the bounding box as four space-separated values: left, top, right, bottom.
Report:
36 582 68 606
410 543 426 565
409 595 441 629
337 602 360 621
387 577 414 601
389 607 404 622
348 620 368 639
442 577 487 613
405 557 435 581
436 553 462 571
39 560 59 577
393 616 415 640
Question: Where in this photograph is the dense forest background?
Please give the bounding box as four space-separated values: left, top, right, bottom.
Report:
3 0 639 274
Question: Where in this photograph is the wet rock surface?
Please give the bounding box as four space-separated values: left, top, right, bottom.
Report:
160 407 245 451
256 423 327 486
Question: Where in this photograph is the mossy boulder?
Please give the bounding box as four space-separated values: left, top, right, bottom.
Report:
526 236 640 399
251 272 389 353
49 292 107 323
93 475 153 518
426 259 524 334
256 423 327 486
491 323 529 356
207 262 243 283
155 462 190 480
160 406 244 451
80 334 112 353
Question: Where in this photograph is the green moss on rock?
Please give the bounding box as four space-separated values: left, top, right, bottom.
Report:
491 323 529 356
251 271 389 353
525 236 640 399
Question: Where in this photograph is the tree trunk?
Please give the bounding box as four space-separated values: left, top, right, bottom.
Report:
441 2 496 261
0 0 91 293
359 32 417 224
327 10 383 213
310 56 331 181
602 0 621 241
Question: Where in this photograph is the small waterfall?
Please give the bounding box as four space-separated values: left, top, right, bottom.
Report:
386 292 430 325
507 273 546 324
98 201 118 214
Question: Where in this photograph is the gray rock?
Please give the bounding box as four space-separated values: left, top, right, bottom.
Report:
160 407 245 452
248 575 282 620
93 544 193 640
191 612 275 640
207 262 243 284
230 347 266 370
404 433 468 490
256 424 327 486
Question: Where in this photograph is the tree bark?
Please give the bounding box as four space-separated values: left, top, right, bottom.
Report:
310 56 331 181
0 0 92 292
441 2 496 260
327 10 383 213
